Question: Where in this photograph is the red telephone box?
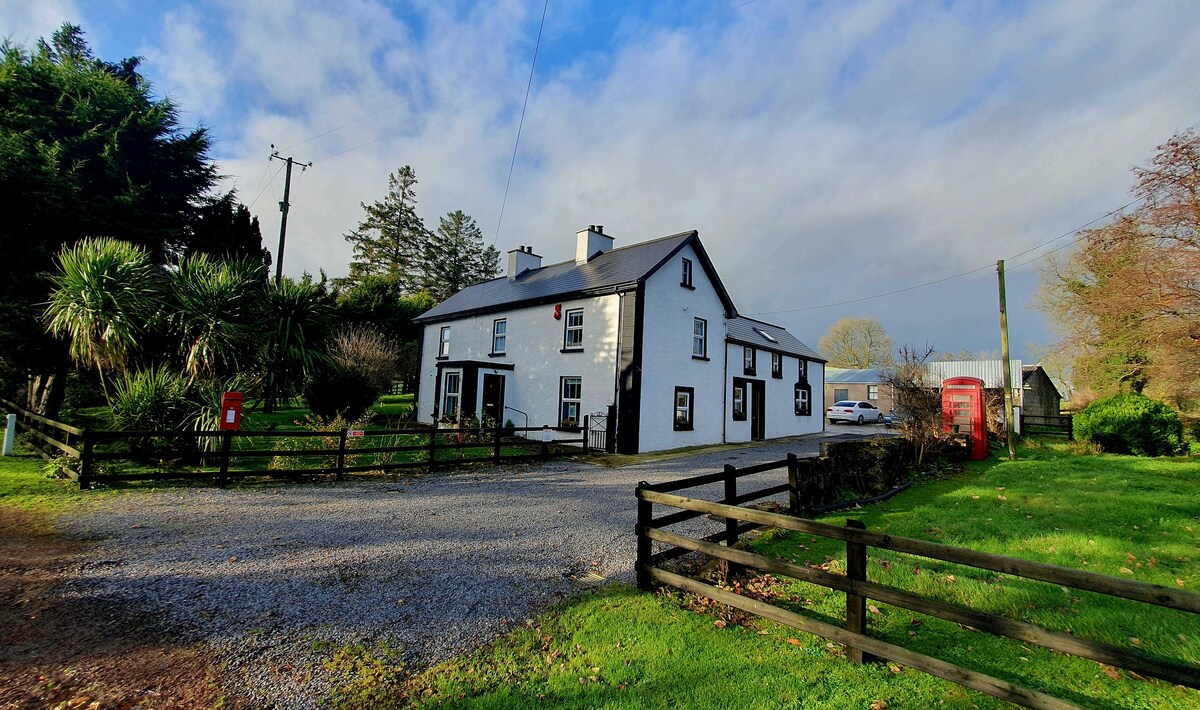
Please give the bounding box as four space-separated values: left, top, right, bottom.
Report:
219 391 244 431
942 377 987 460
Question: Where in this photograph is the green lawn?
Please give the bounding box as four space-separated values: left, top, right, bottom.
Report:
0 449 84 514
352 441 1200 709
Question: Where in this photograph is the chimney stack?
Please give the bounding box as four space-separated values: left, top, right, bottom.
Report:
507 246 541 280
576 224 615 265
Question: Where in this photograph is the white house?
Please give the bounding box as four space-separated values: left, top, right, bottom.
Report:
412 226 826 454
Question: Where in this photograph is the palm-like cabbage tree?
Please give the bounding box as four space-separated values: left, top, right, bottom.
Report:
44 237 162 383
259 277 332 411
170 254 263 381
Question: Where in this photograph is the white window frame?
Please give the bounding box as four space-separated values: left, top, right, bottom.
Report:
681 257 693 287
867 384 879 400
439 326 451 357
563 309 584 350
492 319 507 354
560 376 582 426
442 370 462 420
771 352 782 378
674 387 694 431
692 318 707 358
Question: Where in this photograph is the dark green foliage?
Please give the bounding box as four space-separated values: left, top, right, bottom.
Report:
1074 392 1183 456
341 166 430 291
109 366 193 458
258 276 334 411
421 210 501 301
303 366 379 422
184 191 270 269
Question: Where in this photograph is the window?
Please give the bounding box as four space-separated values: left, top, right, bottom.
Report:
673 387 694 431
732 384 746 421
438 326 451 358
491 319 507 354
798 359 807 378
752 327 778 343
743 347 756 376
834 388 849 402
560 376 582 427
563 309 584 350
794 382 812 416
681 258 693 288
692 318 707 359
442 371 461 419
867 384 879 400
771 352 782 378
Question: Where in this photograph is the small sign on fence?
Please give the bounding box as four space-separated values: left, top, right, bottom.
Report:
348 430 365 438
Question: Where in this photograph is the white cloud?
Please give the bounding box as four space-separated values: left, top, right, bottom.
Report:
0 0 80 46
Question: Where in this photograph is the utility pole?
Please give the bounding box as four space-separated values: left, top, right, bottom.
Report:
269 147 312 284
997 259 1016 461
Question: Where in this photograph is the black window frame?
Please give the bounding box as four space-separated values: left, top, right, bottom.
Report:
692 317 708 359
743 346 756 376
673 386 695 431
562 308 584 351
771 352 782 378
798 359 807 379
681 257 694 289
438 326 451 358
794 381 812 416
559 376 582 427
732 382 747 421
490 318 507 355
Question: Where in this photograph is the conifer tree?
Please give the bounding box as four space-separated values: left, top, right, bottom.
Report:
342 166 430 291
421 210 501 300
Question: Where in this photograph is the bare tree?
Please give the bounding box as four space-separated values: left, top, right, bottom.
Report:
818 317 895 368
883 344 949 466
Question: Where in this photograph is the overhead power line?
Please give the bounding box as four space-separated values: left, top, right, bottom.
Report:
745 197 1144 316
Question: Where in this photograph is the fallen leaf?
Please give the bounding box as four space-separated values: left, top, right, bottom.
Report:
868 605 881 615
1130 637 1141 647
1177 579 1186 588
971 495 980 500
887 663 902 674
1103 667 1120 681
1119 567 1134 575
996 487 1006 491
713 620 726 628
871 701 888 710
787 638 803 646
944 575 956 583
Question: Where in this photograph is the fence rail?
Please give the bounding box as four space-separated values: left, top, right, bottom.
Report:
0 397 589 488
1021 414 1073 439
635 462 1200 709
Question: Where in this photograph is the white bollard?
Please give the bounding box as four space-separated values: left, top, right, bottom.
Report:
3 413 15 456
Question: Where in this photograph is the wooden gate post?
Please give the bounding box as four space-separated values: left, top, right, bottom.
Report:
493 425 502 463
335 429 348 481
845 518 875 664
723 464 739 546
636 482 653 591
787 453 800 515
582 415 590 454
218 430 233 488
79 429 94 490
427 429 437 468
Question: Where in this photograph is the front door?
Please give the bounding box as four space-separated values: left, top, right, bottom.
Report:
751 380 766 440
481 374 505 425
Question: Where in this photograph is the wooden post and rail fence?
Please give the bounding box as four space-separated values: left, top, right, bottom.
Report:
0 397 589 488
635 458 1200 709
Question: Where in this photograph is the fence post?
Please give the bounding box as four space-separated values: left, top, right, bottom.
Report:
218 430 232 488
845 518 875 664
1067 415 1074 441
723 464 738 547
2 413 14 456
427 428 437 469
787 453 800 515
636 482 653 591
79 429 94 489
493 425 502 463
582 415 590 454
336 429 348 481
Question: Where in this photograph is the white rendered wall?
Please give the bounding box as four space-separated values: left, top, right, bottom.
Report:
417 294 621 438
723 342 824 443
637 244 729 452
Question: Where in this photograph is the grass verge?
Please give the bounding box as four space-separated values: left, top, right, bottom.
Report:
343 441 1199 709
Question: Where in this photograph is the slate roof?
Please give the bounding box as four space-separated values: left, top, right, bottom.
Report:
415 231 704 322
726 316 823 361
824 367 887 383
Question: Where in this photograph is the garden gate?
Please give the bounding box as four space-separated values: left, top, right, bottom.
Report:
588 406 616 453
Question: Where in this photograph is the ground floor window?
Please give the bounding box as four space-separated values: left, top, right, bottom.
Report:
560 376 582 427
867 384 879 400
795 381 812 416
673 386 694 431
834 388 849 402
442 371 462 420
732 383 746 420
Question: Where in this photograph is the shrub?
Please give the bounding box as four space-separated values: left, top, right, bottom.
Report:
1073 392 1183 456
329 325 401 392
303 366 379 421
109 366 193 459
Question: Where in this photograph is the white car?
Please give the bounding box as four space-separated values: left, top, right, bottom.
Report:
827 400 884 424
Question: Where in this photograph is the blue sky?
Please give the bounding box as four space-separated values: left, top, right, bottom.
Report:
5 0 1199 370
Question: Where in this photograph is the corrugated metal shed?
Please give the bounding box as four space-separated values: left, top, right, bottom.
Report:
726 317 823 361
926 360 1023 389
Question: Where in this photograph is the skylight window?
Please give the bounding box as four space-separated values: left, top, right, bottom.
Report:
753 327 778 343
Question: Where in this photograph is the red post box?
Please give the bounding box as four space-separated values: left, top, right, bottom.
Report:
219 391 244 431
941 377 987 461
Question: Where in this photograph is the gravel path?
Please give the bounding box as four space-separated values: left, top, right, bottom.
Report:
61 427 888 707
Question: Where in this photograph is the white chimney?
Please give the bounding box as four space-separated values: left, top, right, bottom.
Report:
576 225 614 265
507 245 542 280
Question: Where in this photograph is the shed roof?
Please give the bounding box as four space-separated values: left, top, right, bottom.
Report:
824 368 886 383
926 360 1023 389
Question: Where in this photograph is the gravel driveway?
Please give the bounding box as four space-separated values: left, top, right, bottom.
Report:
62 428 888 707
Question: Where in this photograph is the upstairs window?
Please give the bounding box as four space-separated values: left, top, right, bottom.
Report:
771 352 782 378
563 309 584 350
681 258 693 288
743 347 756 376
674 387 694 431
560 376 582 427
491 319 507 354
692 318 707 358
799 359 807 379
438 326 451 358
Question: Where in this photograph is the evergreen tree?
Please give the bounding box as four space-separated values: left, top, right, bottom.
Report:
421 210 501 300
341 166 430 291
184 191 270 274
